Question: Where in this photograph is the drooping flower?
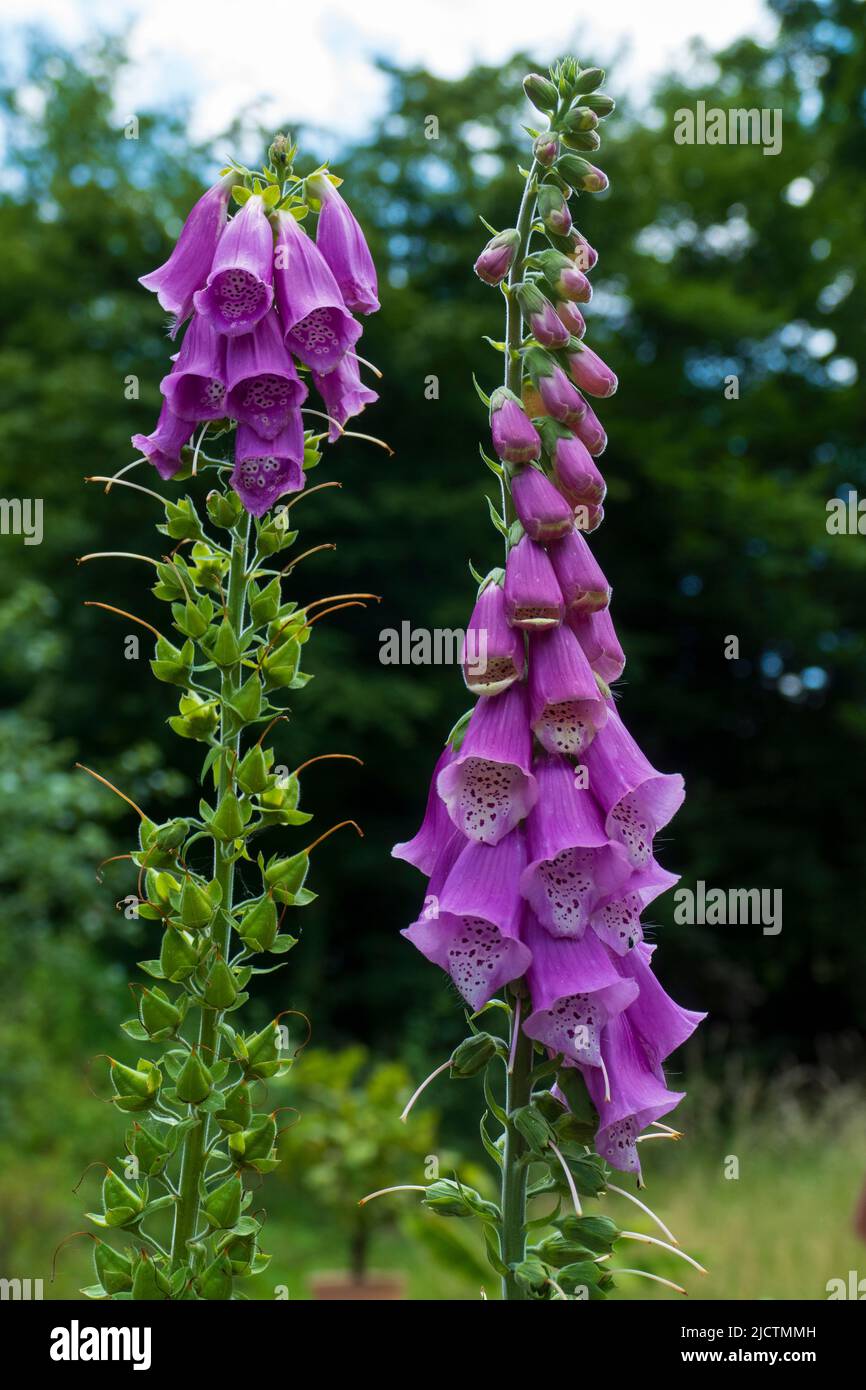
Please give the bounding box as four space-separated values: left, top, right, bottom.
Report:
403 830 532 1009
139 173 233 334
132 402 193 480
566 342 618 398
537 183 572 237
437 682 538 844
511 466 574 542
557 301 586 339
231 415 305 516
571 395 608 456
578 1012 684 1175
193 194 275 338
524 348 586 428
312 353 378 442
583 703 685 867
160 313 228 422
616 943 706 1067
569 605 625 683
523 913 638 1066
545 427 606 507
474 228 521 286
590 857 679 955
515 282 571 349
273 211 362 373
528 623 608 754
461 578 525 696
309 175 380 315
504 534 564 629
569 229 598 273
548 526 610 613
392 744 458 875
534 249 592 304
490 387 541 464
225 310 308 439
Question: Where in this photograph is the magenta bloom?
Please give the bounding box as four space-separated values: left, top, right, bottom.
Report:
590 858 679 955
557 301 586 339
570 231 598 273
504 535 564 630
528 623 608 755
520 753 629 938
231 415 305 516
312 354 378 443
311 177 379 315
490 387 541 464
548 527 610 613
579 1012 684 1175
569 606 625 684
225 310 307 439
566 343 618 398
511 467 574 542
437 682 538 844
516 282 570 349
160 313 227 422
526 350 586 429
617 944 705 1068
550 433 606 507
536 251 592 304
132 402 193 480
193 195 274 337
523 914 637 1066
474 228 520 286
461 579 525 696
273 212 362 373
583 703 685 867
403 831 531 1009
392 744 458 875
139 174 233 334
572 396 608 456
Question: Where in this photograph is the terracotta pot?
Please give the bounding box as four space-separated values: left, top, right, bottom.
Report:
310 1271 406 1301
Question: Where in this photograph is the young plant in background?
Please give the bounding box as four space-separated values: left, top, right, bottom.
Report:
387 60 707 1301
69 136 383 1301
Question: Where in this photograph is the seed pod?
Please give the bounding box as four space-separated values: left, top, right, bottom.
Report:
263 851 309 897
219 1230 256 1276
139 987 183 1037
126 1121 172 1176
94 1241 133 1294
203 958 239 1009
148 817 190 852
178 876 215 930
208 790 247 841
197 1252 234 1300
229 1113 277 1165
230 674 263 722
215 1080 252 1133
237 894 278 952
175 1050 214 1105
160 924 200 982
236 743 270 795
206 489 244 529
450 1032 498 1078
209 619 241 668
131 1249 171 1300
249 577 281 625
151 635 194 685
102 1169 146 1226
203 1175 243 1230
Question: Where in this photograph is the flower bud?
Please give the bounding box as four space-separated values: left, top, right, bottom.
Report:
548 527 611 613
556 155 608 194
548 430 606 507
557 301 586 338
514 282 570 349
505 534 565 629
533 134 560 167
569 230 598 272
532 250 591 304
537 183 572 237
562 129 601 154
572 67 605 95
175 1050 214 1105
511 466 574 542
523 73 559 113
562 106 599 134
450 1032 499 1078
583 92 616 117
572 395 608 456
566 342 618 398
490 386 541 464
422 1178 500 1221
474 228 520 286
524 348 586 428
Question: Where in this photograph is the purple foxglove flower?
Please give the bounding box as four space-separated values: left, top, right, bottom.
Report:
515 282 570 349
490 386 541 464
617 943 706 1066
273 211 362 373
403 831 532 1009
590 857 679 955
139 173 233 334
548 526 610 613
437 682 538 844
523 913 638 1066
537 184 572 237
504 534 564 629
550 433 606 507
231 415 305 516
569 606 625 683
569 230 598 273
160 313 228 422
578 1013 684 1174
571 394 607 455
583 703 685 868
566 342 618 398
524 348 586 429
533 134 560 167
461 579 525 696
193 194 275 337
131 402 193 480
520 752 631 938
576 502 604 533
511 466 574 542
392 744 458 875
312 353 378 443
559 157 609 194
557 301 586 339
310 176 380 315
474 228 521 286
225 310 308 440
528 623 608 755
534 250 592 304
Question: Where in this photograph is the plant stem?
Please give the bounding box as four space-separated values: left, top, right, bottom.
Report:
500 996 534 1299
170 515 251 1270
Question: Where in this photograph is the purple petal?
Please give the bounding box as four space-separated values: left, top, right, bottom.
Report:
314 180 380 315
524 913 638 1065
392 744 457 875
504 535 564 630
273 212 362 372
131 402 193 480
160 313 227 421
312 353 378 442
461 580 525 696
528 624 608 755
226 310 307 439
231 415 305 516
583 704 685 867
139 174 233 334
437 683 538 845
194 195 275 337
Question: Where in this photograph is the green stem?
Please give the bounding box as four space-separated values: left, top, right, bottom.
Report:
170 515 251 1270
500 996 534 1299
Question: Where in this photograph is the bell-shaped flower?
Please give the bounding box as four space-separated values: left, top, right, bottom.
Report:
578 1013 684 1175
528 623 608 755
231 415 304 517
566 342 618 398
520 752 630 938
139 173 233 334
273 211 362 372
616 943 706 1067
515 281 570 349
490 386 541 464
534 249 592 304
571 394 608 455
312 353 378 442
461 578 525 696
474 228 520 286
504 534 564 629
511 466 574 542
225 310 307 439
557 301 586 339
403 830 532 1009
548 430 606 507
523 912 638 1066
548 526 610 613
583 703 685 868
437 682 538 845
310 176 380 315
590 858 679 955
524 348 586 428
392 745 457 876
160 313 227 421
193 194 275 337
569 605 625 683
132 402 193 480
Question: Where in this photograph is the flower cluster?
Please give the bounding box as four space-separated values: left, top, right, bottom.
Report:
135 141 379 517
396 62 703 1181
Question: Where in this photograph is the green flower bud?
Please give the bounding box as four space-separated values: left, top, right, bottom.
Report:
203 1175 243 1230
555 154 608 193
139 987 183 1038
562 129 601 154
160 924 200 982
512 1103 555 1153
206 489 244 529
249 577 282 626
131 1250 171 1300
523 72 559 112
561 105 599 133
229 1113 277 1166
572 66 605 95
215 1080 252 1133
175 1050 213 1105
582 92 615 117
203 958 239 1009
197 1252 233 1300
94 1241 133 1294
177 876 215 930
537 182 572 236
422 1179 499 1221
151 636 194 686
450 1032 498 1078
237 893 278 952
236 743 270 795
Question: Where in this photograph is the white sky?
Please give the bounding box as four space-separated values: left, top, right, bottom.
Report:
4 0 778 141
